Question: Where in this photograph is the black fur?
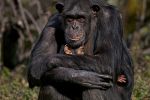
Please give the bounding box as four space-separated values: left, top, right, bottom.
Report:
28 0 134 100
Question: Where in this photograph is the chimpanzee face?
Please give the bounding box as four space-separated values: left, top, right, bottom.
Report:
56 0 100 48
63 6 90 48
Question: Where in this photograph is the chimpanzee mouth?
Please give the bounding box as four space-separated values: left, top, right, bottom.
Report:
67 33 84 41
69 37 82 41
65 33 85 48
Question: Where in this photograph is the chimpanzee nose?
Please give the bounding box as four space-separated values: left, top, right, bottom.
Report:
72 21 79 29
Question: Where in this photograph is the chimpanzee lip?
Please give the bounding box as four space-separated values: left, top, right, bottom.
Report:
69 37 81 41
67 33 84 41
66 36 85 49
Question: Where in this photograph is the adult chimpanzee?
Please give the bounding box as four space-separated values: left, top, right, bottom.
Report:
28 0 134 100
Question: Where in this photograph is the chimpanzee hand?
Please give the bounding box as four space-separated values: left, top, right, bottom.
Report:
44 67 113 90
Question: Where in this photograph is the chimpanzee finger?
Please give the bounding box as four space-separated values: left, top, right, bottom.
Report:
78 80 113 89
97 74 113 80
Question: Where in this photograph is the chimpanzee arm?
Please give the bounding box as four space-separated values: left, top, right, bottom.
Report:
28 15 59 88
117 40 134 97
45 41 133 91
42 67 112 89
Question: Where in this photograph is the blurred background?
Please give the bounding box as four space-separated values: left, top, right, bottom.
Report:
0 0 150 99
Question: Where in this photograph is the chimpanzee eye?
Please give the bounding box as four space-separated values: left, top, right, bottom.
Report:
66 18 74 22
65 16 74 22
78 17 85 23
77 16 85 23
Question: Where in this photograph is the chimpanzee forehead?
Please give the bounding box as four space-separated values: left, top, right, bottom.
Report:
63 0 91 13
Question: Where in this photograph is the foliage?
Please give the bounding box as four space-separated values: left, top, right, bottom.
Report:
0 66 39 100
132 55 150 100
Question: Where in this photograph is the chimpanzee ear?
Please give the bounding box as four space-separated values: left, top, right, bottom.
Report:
91 5 100 16
91 5 100 12
55 3 64 13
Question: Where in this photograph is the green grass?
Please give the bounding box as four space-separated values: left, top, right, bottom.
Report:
0 65 39 100
133 55 150 100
